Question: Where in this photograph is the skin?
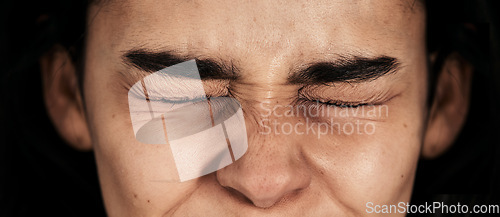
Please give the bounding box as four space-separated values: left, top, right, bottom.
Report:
40 0 472 216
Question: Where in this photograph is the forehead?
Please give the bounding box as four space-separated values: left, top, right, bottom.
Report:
89 0 425 61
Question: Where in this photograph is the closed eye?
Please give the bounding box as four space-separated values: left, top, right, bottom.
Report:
316 100 370 108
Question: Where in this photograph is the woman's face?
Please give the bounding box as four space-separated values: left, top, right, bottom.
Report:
82 0 428 216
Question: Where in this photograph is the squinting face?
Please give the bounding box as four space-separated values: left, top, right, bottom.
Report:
83 0 428 216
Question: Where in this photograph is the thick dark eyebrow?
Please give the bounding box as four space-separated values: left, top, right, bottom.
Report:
122 49 238 80
288 56 401 84
123 49 399 84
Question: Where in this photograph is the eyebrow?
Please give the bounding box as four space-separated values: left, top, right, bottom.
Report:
122 49 400 84
123 49 238 80
288 56 400 84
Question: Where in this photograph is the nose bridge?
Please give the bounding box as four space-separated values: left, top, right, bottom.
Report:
213 60 313 207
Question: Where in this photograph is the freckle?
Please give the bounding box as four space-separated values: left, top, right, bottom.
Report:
112 114 116 118
147 200 150 203
134 194 137 198
401 174 404 178
403 123 407 128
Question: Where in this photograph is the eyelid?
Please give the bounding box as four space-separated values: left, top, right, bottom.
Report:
145 76 205 99
297 97 372 109
127 74 230 100
317 100 370 108
297 88 399 111
298 91 376 106
131 84 229 105
299 82 396 102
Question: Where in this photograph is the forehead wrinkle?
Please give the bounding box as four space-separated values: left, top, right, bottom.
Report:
111 0 331 51
94 0 425 82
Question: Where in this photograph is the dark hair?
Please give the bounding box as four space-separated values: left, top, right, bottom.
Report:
1 0 499 216
409 1 500 215
0 1 104 216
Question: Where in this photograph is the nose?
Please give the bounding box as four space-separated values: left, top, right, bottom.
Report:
216 134 311 208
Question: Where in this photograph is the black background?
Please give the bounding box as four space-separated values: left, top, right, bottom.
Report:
1 0 499 216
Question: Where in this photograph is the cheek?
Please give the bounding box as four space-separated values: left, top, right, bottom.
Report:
299 103 424 211
84 72 199 215
89 105 202 215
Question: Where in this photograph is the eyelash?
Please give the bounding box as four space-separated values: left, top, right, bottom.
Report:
150 95 238 121
148 94 234 112
315 99 370 108
296 93 374 109
154 96 208 104
150 96 371 110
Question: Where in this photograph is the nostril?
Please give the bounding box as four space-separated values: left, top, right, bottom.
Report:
217 161 312 208
251 199 279 209
223 186 281 208
223 186 253 204
215 137 312 209
219 174 305 208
